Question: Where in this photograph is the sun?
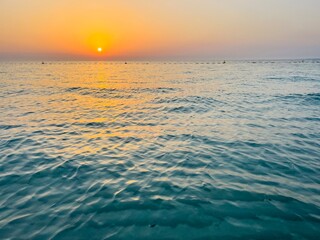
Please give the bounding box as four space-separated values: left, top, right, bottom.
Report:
97 47 102 53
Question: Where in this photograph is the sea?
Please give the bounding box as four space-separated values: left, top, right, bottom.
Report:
0 60 319 239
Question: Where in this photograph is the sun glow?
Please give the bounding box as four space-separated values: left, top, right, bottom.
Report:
97 47 102 53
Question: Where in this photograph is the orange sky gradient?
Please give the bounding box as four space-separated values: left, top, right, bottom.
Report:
1 0 320 60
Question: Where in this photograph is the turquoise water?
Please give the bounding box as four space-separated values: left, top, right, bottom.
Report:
0 61 319 239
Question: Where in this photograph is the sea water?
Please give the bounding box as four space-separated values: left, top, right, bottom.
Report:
0 61 319 239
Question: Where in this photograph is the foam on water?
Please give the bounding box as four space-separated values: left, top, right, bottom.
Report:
0 61 319 239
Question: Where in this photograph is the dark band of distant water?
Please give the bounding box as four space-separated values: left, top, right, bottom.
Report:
0 61 319 239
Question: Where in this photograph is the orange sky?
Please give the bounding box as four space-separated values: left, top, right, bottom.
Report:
1 0 320 60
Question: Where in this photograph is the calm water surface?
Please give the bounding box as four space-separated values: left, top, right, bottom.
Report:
0 61 319 239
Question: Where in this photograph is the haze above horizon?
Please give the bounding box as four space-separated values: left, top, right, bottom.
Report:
1 0 320 60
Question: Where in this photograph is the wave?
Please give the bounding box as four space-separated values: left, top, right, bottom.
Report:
276 93 320 105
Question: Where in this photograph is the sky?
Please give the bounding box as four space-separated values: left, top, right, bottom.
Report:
0 0 320 60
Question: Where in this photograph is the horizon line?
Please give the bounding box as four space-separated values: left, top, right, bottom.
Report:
0 57 319 62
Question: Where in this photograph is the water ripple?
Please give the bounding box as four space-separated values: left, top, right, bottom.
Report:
0 61 319 239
